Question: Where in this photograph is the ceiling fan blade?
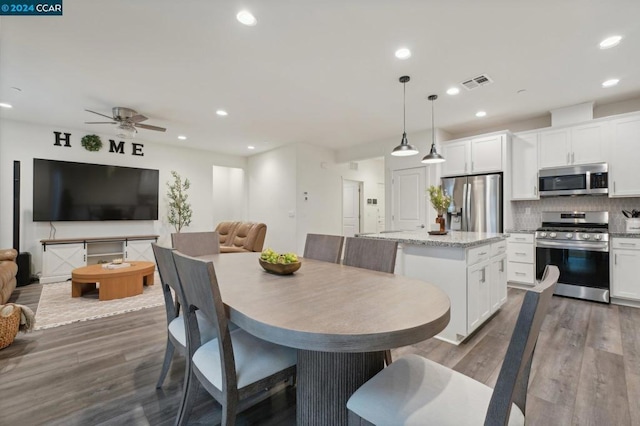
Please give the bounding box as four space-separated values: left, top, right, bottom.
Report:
85 109 115 120
129 114 148 123
135 123 167 132
85 121 116 124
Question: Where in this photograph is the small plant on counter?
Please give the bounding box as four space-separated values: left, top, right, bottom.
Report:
166 170 192 233
428 185 451 216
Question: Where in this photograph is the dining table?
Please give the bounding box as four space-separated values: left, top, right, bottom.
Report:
199 252 451 426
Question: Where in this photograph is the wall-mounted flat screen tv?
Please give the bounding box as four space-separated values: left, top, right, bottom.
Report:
33 159 159 221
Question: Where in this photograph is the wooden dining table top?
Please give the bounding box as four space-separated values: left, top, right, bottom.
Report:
199 252 451 352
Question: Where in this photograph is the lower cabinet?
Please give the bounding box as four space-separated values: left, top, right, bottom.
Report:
398 239 508 344
507 233 535 285
611 237 640 302
41 235 158 284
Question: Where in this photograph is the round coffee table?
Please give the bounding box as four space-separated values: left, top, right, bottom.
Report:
71 261 155 301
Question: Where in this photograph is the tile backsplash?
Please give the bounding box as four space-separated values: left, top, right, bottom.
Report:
511 197 640 232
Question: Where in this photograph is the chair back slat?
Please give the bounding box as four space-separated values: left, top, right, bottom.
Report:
484 265 560 426
303 234 345 263
343 237 398 273
172 251 237 394
152 243 182 322
171 231 220 257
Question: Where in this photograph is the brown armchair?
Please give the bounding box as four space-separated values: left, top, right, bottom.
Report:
215 222 267 253
0 248 18 304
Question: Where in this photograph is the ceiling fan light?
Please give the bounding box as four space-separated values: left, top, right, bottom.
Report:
117 124 137 139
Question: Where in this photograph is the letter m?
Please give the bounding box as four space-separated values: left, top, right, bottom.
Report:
109 140 125 154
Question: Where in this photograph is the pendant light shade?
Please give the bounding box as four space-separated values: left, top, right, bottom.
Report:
391 76 419 157
422 94 446 164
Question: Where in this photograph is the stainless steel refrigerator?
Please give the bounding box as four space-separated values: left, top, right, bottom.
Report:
441 173 503 233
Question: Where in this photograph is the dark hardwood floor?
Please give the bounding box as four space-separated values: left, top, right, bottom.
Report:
1 284 638 425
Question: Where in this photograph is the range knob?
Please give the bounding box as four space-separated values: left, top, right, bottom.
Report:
540 232 547 238
582 234 591 240
550 232 557 238
566 233 573 239
594 234 602 240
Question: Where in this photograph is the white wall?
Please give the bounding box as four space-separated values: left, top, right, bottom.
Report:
212 165 247 223
248 143 385 254
0 119 246 275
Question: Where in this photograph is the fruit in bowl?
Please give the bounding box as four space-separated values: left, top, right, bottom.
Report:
259 248 301 275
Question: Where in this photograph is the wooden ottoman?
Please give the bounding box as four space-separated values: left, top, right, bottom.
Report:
71 261 155 301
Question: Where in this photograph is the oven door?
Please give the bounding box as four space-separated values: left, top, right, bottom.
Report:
536 241 610 303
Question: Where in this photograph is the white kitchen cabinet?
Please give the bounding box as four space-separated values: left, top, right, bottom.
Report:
441 133 506 177
511 131 539 200
490 254 507 311
611 237 640 301
41 235 158 284
441 140 470 176
467 260 491 333
538 122 606 169
609 114 640 197
507 233 535 285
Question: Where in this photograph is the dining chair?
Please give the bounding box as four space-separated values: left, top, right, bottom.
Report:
346 265 560 426
342 237 398 273
303 233 345 263
171 251 297 426
342 236 398 366
171 231 220 257
152 244 217 412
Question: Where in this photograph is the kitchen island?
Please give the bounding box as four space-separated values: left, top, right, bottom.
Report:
357 230 508 344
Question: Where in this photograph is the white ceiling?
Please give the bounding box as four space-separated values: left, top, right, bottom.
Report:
1 0 639 157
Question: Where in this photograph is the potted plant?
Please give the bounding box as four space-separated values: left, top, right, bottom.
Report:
166 171 192 233
428 185 451 232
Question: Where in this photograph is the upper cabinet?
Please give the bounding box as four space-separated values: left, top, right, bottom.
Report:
511 131 539 200
610 113 640 197
441 133 506 177
538 122 607 169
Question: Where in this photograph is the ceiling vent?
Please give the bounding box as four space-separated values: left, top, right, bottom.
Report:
460 74 493 91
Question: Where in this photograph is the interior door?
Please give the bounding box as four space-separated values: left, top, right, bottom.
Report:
342 179 361 237
392 167 426 231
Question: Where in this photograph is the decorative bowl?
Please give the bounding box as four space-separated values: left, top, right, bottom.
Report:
259 258 302 275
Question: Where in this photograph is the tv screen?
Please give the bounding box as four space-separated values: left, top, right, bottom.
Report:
33 159 159 221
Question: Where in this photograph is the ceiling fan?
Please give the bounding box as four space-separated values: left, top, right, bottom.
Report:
85 107 166 138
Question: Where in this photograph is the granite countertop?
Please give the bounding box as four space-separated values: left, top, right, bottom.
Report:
356 230 507 248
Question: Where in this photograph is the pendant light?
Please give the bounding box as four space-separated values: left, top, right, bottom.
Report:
421 94 446 164
391 76 419 156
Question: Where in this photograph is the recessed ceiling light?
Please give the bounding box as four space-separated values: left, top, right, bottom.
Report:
247 145 255 150
178 135 187 140
216 109 228 116
599 36 622 49
475 111 487 117
395 48 411 60
236 10 257 26
602 78 619 88
446 87 460 96
0 103 13 108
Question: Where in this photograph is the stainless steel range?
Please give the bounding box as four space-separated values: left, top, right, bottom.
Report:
535 211 610 303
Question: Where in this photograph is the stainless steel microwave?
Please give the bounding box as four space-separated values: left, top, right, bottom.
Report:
538 163 608 197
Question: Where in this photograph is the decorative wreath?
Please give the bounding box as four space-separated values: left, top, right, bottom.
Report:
81 134 103 152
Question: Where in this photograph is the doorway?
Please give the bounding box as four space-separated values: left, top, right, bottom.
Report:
342 179 362 237
391 167 426 231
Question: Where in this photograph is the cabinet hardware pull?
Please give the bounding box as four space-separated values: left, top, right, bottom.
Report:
481 268 486 283
534 185 537 195
472 161 475 171
465 163 468 173
620 243 636 247
478 252 487 256
515 252 527 255
515 237 526 241
614 181 616 193
615 254 617 265
500 260 504 272
515 272 526 276
566 152 570 164
571 152 575 163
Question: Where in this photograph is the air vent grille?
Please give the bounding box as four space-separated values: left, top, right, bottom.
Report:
460 74 493 91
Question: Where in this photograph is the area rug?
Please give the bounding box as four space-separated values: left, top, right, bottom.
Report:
34 274 164 330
